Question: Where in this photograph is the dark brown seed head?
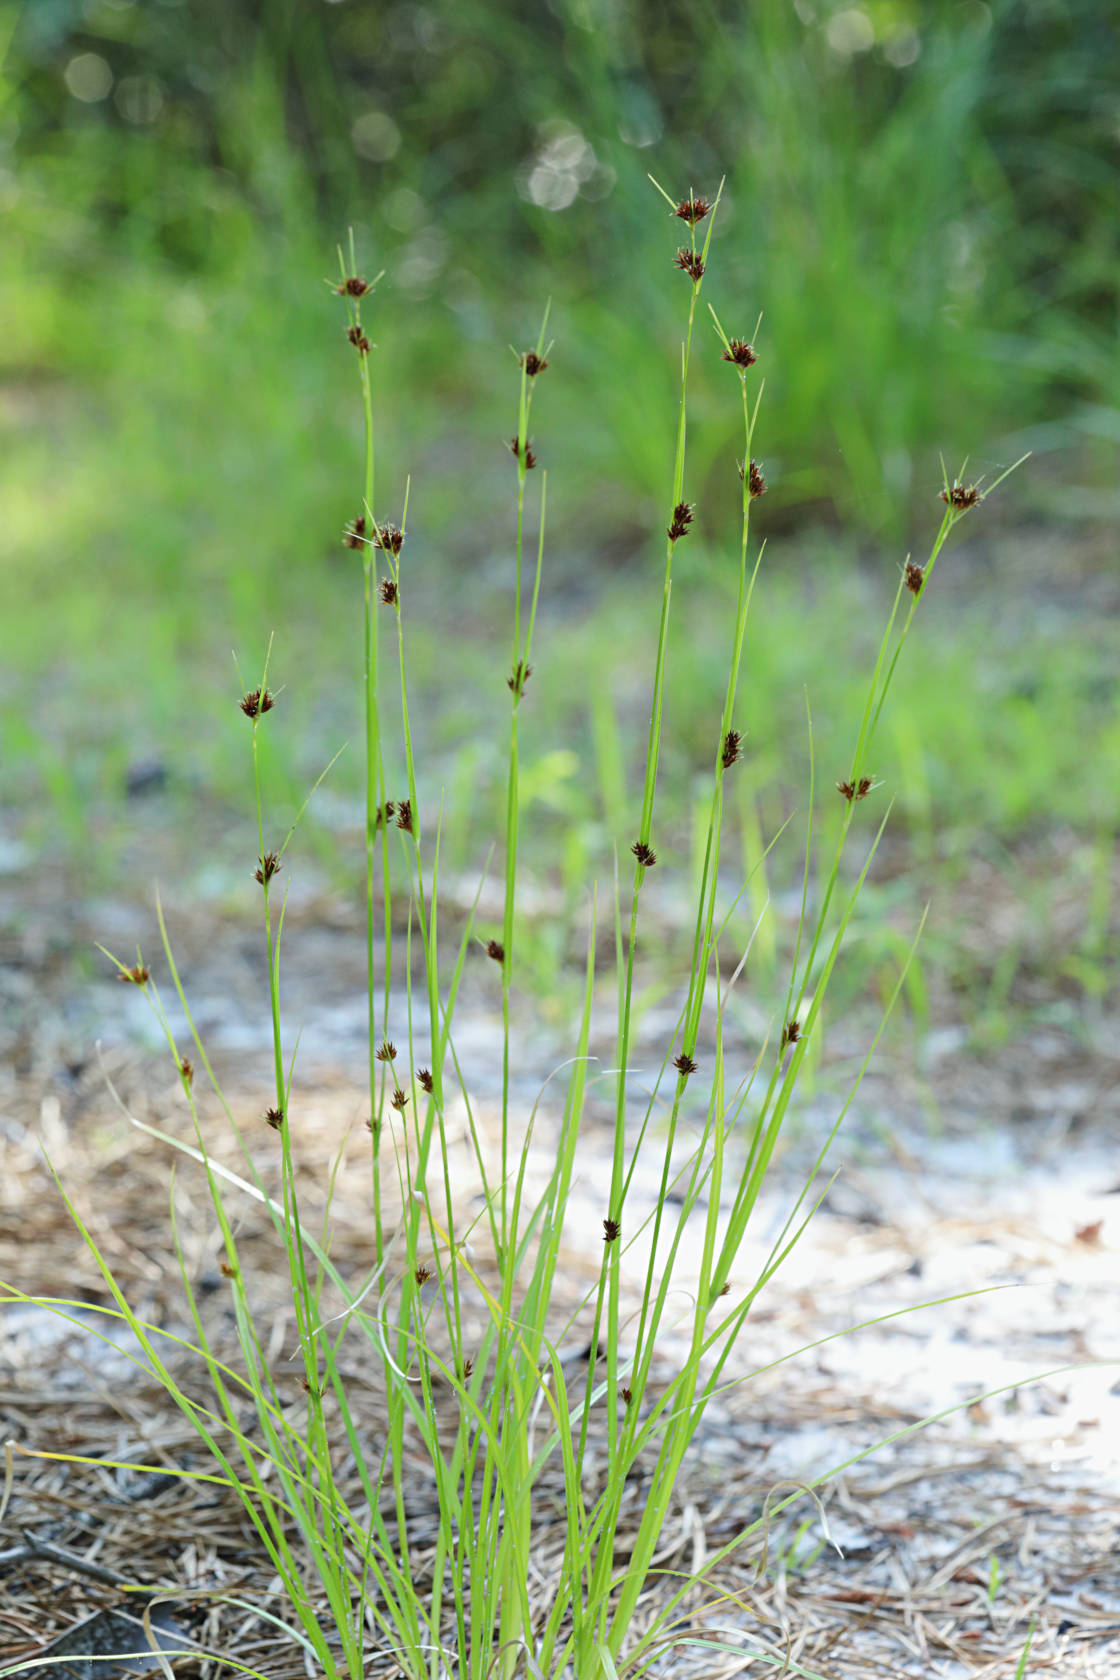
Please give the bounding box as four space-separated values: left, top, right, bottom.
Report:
239 687 275 719
674 196 711 225
375 524 403 556
220 1260 237 1278
264 1106 285 1131
941 481 982 510
780 1019 802 1052
674 247 705 282
746 459 767 499
374 801 397 829
719 1282 731 1296
344 514 367 550
722 729 742 769
415 1264 433 1285
378 577 398 606
631 839 657 868
417 1067 434 1093
486 938 505 963
508 660 533 697
254 851 282 886
667 500 695 541
673 1052 698 1077
390 1087 409 1112
337 275 372 298
347 325 371 354
722 338 757 370
620 1385 633 1406
376 1040 397 1063
395 798 414 834
119 963 150 986
603 1217 621 1243
180 1057 194 1085
302 1378 322 1398
508 435 538 469
520 350 548 377
837 776 874 803
904 560 925 595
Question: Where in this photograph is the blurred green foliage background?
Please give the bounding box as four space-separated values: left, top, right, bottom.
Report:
0 0 1117 1035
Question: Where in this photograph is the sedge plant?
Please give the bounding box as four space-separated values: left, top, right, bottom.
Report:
3 186 1027 1680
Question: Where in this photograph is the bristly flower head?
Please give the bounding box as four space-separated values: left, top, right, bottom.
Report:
722 729 742 768
343 514 367 550
520 350 548 377
904 560 925 595
347 325 371 355
780 1019 802 1052
254 851 282 886
674 196 710 225
119 962 150 986
378 577 398 606
603 1217 621 1243
667 500 694 541
375 801 396 828
486 938 505 963
631 839 657 868
673 1052 698 1077
417 1068 434 1094
739 458 767 498
722 338 757 370
264 1106 285 1131
336 275 372 298
508 436 538 469
674 247 705 283
375 524 403 556
837 775 875 803
239 687 275 719
390 1087 409 1112
395 798 414 834
941 480 982 510
180 1057 194 1085
376 1040 397 1063
508 660 532 697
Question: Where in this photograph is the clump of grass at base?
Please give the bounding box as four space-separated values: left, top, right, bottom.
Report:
4 185 1023 1680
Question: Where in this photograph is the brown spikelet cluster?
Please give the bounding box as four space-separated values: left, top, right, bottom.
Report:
780 1019 802 1053
415 1265 433 1285
722 729 742 768
179 1057 193 1085
508 436 538 469
390 1087 409 1112
376 1041 397 1063
337 275 372 298
520 350 548 376
395 798 414 834
375 801 396 828
837 775 874 803
603 1218 621 1243
417 1068 434 1094
264 1106 285 1131
631 839 657 868
302 1378 323 1399
239 688 275 719
673 1052 698 1077
508 660 532 697
347 325 371 355
620 1386 633 1407
747 459 767 499
459 1358 474 1381
674 196 710 225
674 248 705 282
254 852 282 886
722 338 757 369
941 481 981 510
378 577 398 606
118 963 150 986
375 524 403 556
904 561 925 595
220 1260 237 1279
667 500 694 541
344 514 367 550
486 939 505 963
